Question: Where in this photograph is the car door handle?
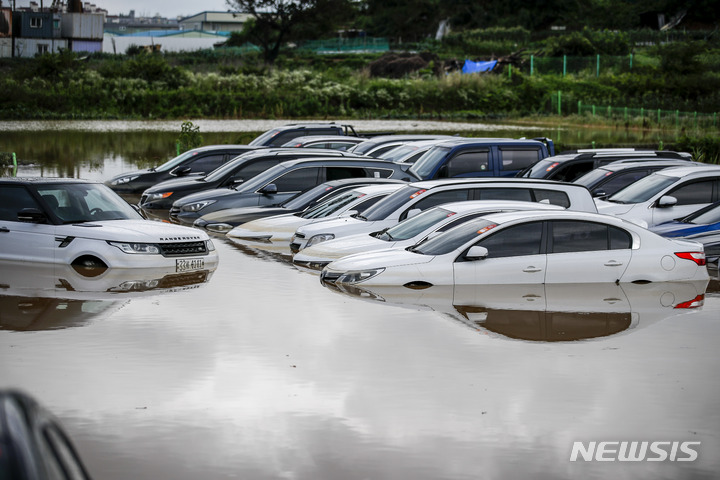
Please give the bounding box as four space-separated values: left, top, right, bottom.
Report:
0 226 8 233
523 266 542 273
604 261 624 267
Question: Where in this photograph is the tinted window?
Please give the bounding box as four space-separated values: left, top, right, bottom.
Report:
269 131 307 146
441 151 489 177
532 189 571 208
415 218 496 256
551 221 632 253
409 146 452 179
608 173 678 203
186 153 227 174
500 149 541 172
271 167 321 192
596 170 649 196
667 180 716 205
0 185 41 220
547 160 592 182
477 221 544 258
228 158 280 184
401 189 472 220
354 195 386 212
475 188 532 202
326 166 368 181
379 207 456 241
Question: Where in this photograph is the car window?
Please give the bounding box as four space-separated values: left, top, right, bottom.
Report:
379 207 455 241
228 159 281 184
476 221 544 258
437 212 488 232
547 160 592 182
409 146 452 179
354 195 386 212
608 173 678 204
475 188 533 202
400 189 472 220
185 153 227 174
441 151 489 177
550 220 632 253
308 128 340 136
597 170 649 196
270 131 307 146
532 189 571 208
0 185 42 221
666 179 716 205
328 142 357 151
326 167 367 181
686 203 720 224
499 148 541 172
271 167 321 192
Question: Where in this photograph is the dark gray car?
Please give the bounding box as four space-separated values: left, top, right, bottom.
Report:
169 157 415 225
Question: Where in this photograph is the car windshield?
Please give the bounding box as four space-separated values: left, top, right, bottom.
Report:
376 207 455 241
519 159 566 178
154 150 200 172
377 145 418 162
412 218 496 256
203 155 251 182
606 173 678 204
300 191 365 219
248 128 282 146
359 185 425 221
36 183 141 223
684 202 720 224
573 168 613 187
409 146 451 179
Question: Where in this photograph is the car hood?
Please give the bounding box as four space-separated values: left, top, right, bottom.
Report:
594 198 636 216
296 233 390 261
326 247 434 272
173 187 243 207
144 176 208 193
228 214 305 238
61 220 208 242
296 216 366 236
199 206 289 225
108 169 150 182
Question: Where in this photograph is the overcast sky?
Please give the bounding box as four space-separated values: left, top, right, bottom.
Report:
8 1 231 19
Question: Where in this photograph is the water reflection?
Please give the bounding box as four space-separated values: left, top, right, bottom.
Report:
0 261 215 331
325 281 709 342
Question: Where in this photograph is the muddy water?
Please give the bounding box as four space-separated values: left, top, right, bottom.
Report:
1 120 719 479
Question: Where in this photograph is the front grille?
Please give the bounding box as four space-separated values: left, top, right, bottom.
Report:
169 206 181 214
320 270 341 283
158 241 207 257
158 270 209 288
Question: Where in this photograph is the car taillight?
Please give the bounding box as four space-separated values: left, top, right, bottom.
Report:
674 251 706 266
674 294 705 309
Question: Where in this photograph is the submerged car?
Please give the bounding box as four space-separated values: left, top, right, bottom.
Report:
0 178 218 274
290 178 597 252
227 183 405 242
106 145 263 196
595 165 720 227
248 123 358 147
293 200 564 270
348 134 456 157
650 201 720 238
320 210 708 287
193 178 407 234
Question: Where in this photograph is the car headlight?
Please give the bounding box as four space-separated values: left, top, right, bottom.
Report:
206 239 216 251
181 200 216 213
305 233 335 248
205 223 234 234
145 192 173 201
111 175 139 185
336 268 385 285
108 241 161 254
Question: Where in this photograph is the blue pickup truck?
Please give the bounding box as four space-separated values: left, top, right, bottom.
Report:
407 137 555 180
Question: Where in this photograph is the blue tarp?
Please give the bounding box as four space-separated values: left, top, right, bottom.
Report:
462 59 498 74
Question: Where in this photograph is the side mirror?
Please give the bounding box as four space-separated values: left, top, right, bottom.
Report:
260 183 278 195
465 245 489 260
406 208 422 219
657 195 678 208
17 208 47 223
174 166 192 176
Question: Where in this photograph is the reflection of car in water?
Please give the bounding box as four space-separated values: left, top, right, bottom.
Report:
0 389 93 479
323 281 709 342
0 261 214 331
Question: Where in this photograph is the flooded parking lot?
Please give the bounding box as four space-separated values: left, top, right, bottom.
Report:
1 121 719 479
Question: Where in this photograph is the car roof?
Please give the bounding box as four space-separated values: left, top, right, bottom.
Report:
287 135 364 143
540 149 692 163
593 159 702 172
423 200 565 214
431 137 542 148
405 177 588 189
0 177 93 185
349 184 405 195
191 144 262 152
480 209 633 226
653 165 720 178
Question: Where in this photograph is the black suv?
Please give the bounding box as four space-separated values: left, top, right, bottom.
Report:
248 123 358 147
518 149 693 182
106 145 263 196
139 148 367 211
169 157 413 225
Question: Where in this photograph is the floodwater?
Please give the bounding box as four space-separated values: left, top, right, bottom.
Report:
1 120 720 479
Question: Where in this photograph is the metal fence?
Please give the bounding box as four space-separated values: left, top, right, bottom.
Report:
299 37 389 53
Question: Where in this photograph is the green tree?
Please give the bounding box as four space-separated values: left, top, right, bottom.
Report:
177 122 203 154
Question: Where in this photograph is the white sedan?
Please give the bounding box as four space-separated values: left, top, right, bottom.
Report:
293 200 564 269
226 184 403 244
320 210 709 287
0 178 218 275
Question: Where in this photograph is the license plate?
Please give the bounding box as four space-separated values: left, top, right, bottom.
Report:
176 258 204 272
